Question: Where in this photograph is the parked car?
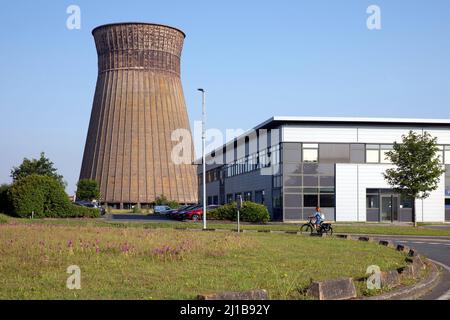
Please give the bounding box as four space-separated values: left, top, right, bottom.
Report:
177 205 220 221
154 205 172 214
74 201 106 215
163 205 191 218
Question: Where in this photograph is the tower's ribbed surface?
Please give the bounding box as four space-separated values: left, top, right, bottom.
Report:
80 23 197 205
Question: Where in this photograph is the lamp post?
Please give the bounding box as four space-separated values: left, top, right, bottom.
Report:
198 88 207 230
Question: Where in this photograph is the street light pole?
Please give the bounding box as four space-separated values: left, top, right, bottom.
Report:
198 88 207 230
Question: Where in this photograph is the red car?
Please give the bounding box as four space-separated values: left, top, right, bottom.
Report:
177 205 220 221
181 207 203 221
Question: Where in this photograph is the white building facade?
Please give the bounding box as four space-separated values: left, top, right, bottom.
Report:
199 117 450 223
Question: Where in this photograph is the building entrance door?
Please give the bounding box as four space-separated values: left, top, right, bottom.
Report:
380 195 399 222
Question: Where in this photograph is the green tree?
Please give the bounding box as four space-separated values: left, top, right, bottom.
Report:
153 195 179 209
0 184 13 214
76 179 101 201
9 175 99 218
11 152 66 187
384 131 445 227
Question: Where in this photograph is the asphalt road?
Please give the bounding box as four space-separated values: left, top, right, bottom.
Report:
364 234 450 300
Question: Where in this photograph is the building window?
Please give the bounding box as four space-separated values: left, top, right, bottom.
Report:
235 193 242 202
213 195 219 205
319 144 350 163
366 145 380 163
255 190 265 204
380 145 393 164
302 144 318 162
303 175 319 187
243 191 252 202
400 197 413 209
445 146 450 165
272 189 282 209
226 193 233 203
273 175 282 188
350 144 366 163
207 196 213 205
319 194 335 208
366 194 379 209
304 194 318 207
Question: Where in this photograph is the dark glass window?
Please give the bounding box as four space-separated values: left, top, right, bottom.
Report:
319 144 350 163
284 175 302 187
244 191 252 202
272 189 282 209
213 196 219 205
285 194 302 207
284 148 301 162
284 163 302 175
445 199 450 206
303 163 318 174
366 195 379 208
255 190 265 204
226 194 233 203
207 196 213 205
320 194 335 208
273 175 282 188
317 164 335 176
319 187 335 194
304 194 318 207
320 176 334 187
400 198 413 209
235 193 242 202
350 144 365 163
303 175 319 187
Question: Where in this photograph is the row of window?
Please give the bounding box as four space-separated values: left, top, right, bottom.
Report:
284 192 335 208
207 191 267 206
225 145 280 178
300 143 450 164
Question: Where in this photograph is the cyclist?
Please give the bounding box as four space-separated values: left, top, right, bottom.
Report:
313 207 323 231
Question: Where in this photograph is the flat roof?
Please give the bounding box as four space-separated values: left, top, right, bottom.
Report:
257 116 450 129
198 116 450 161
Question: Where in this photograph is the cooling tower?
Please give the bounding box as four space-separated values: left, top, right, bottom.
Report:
80 23 197 207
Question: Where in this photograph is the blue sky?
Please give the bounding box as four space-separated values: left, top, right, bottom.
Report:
1 0 450 194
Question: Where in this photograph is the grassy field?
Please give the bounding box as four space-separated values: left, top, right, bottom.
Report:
0 219 411 300
6 213 449 237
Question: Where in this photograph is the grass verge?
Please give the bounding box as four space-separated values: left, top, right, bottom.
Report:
0 220 410 299
14 216 450 237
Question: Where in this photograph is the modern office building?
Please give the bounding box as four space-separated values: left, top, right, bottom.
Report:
80 23 197 208
198 116 450 222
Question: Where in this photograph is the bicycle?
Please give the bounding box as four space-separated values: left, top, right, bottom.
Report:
300 217 333 236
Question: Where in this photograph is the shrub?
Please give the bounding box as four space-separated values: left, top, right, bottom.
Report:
76 179 100 201
240 202 270 223
153 195 179 209
9 175 99 218
0 184 13 214
207 202 270 223
132 205 142 214
0 214 8 224
69 205 100 218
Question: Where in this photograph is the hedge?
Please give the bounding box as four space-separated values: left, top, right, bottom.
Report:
207 201 270 223
9 174 99 218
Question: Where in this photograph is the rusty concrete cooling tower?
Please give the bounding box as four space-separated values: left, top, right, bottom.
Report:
80 23 197 207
